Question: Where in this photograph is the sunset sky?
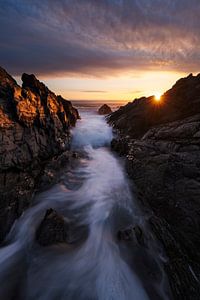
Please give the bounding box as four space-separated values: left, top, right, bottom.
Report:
0 0 200 102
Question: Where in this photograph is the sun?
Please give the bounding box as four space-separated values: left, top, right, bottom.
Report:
154 92 162 102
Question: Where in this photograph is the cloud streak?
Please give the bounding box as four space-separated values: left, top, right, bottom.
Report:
82 90 108 93
0 0 200 77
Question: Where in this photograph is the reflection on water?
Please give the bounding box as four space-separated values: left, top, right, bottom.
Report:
0 111 170 300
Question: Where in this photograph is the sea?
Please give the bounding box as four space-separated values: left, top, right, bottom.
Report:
71 99 126 112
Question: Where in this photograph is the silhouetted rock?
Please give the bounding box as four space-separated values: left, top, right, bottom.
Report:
36 209 68 246
109 73 200 299
108 73 200 138
98 104 112 115
0 66 80 242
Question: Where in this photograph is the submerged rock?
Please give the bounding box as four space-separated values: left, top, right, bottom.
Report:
36 209 68 246
0 66 80 242
98 104 112 115
118 227 134 241
36 208 89 246
109 73 200 299
117 225 144 245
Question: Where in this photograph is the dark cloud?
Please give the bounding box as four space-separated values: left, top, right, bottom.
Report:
0 0 200 76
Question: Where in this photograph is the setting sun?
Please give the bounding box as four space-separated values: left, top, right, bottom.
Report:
154 92 162 102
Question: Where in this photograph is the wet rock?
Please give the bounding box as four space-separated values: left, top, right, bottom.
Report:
117 225 144 245
98 104 112 115
118 227 134 241
0 66 80 242
109 73 200 299
36 209 68 246
36 208 89 246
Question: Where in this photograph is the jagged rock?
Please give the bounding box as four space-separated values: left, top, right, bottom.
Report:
0 66 80 242
36 209 68 246
98 104 112 115
109 73 200 299
108 73 200 138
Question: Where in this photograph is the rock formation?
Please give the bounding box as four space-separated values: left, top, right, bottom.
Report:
108 73 200 137
108 73 200 299
98 104 112 115
0 66 80 242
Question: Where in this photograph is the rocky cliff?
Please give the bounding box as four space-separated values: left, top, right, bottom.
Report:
0 66 79 242
109 73 200 138
108 74 200 299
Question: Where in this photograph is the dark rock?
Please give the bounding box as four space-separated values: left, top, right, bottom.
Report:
36 209 68 246
118 227 134 241
117 225 144 245
0 66 80 242
98 104 112 115
109 73 200 299
36 208 89 246
108 73 200 138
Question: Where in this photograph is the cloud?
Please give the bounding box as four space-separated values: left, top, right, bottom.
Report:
0 0 200 77
82 90 108 93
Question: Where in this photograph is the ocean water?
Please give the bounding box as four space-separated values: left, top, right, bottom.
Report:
71 100 126 112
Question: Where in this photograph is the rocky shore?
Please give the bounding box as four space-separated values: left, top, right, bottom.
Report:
0 67 79 242
108 74 200 299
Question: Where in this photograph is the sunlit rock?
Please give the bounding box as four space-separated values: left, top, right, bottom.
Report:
109 73 200 299
0 66 80 242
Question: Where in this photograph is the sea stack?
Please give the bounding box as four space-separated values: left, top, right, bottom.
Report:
98 104 112 115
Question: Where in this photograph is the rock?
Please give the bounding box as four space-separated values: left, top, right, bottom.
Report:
108 73 200 138
117 225 144 245
109 73 200 299
118 227 134 241
98 104 112 115
0 66 80 242
36 209 68 246
36 208 89 246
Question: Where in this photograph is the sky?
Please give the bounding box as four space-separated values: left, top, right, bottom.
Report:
0 0 200 101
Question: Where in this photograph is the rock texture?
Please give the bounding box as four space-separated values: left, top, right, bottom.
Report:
0 66 79 242
108 73 200 299
98 104 112 115
36 208 89 246
117 225 144 245
36 209 68 246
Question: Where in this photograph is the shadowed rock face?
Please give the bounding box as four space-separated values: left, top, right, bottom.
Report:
98 104 112 115
0 66 80 242
108 74 200 299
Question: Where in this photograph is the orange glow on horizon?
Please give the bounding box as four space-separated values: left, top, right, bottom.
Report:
35 71 186 103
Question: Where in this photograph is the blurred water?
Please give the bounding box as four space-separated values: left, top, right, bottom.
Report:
0 110 170 300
